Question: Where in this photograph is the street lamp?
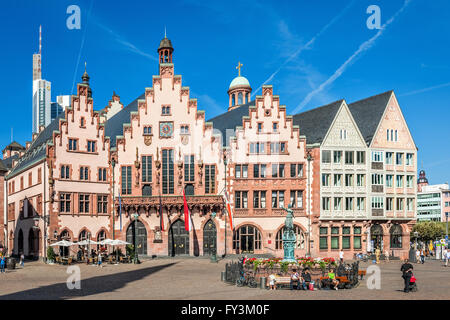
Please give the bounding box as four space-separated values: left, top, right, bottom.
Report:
210 212 217 263
306 151 313 258
132 213 139 264
111 158 116 241
414 231 419 251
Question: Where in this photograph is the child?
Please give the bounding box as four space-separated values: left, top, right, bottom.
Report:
268 273 277 290
0 256 5 273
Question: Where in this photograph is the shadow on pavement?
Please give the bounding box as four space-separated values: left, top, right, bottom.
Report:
0 262 177 300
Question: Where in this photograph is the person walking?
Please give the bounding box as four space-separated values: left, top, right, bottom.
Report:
415 249 421 264
19 253 24 268
339 250 344 265
98 252 103 268
400 259 414 293
375 247 381 264
420 248 425 264
384 249 390 262
0 256 5 274
444 247 449 267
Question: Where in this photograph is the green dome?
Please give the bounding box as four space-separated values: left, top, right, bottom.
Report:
229 76 251 90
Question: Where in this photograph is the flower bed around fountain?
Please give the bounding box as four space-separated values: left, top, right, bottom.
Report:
243 257 338 282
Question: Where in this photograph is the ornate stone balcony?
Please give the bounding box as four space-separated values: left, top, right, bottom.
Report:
115 195 224 216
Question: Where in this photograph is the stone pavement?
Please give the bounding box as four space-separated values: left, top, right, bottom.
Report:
0 258 448 300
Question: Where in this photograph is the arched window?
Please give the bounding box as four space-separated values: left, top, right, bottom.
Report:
97 230 106 251
60 230 70 240
232 94 236 106
79 230 87 241
390 225 402 249
238 92 243 105
275 225 305 249
233 225 262 253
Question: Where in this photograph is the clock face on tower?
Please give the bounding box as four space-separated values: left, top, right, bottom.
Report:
159 122 174 138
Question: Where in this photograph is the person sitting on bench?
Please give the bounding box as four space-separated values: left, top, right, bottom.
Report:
301 267 314 290
290 269 301 290
328 269 339 290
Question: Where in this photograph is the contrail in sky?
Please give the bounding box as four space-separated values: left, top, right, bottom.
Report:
71 0 94 95
252 0 356 98
399 81 450 97
293 0 412 114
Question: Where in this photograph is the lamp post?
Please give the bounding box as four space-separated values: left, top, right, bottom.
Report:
111 158 116 241
306 151 313 258
223 153 228 258
88 232 91 260
210 212 217 263
132 213 139 264
414 231 419 252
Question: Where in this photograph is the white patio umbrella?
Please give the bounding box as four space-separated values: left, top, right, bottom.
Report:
77 239 99 246
50 240 75 258
111 239 131 245
99 239 115 245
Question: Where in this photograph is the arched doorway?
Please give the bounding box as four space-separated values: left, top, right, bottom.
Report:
18 229 24 255
60 230 70 257
203 220 216 256
126 220 147 256
371 225 384 251
390 225 403 249
233 225 262 254
97 230 107 252
168 219 190 256
28 228 39 258
275 225 305 250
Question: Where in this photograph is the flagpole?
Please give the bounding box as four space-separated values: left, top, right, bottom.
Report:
223 153 228 258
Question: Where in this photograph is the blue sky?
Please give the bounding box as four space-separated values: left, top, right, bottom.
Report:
1 0 449 184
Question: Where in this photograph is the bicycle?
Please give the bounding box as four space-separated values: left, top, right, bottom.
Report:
236 270 258 288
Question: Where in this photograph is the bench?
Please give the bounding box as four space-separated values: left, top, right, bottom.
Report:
358 270 366 280
266 277 294 290
336 276 350 289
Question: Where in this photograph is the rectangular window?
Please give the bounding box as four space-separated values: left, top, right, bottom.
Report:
354 236 362 250
80 167 89 181
333 151 342 164
356 197 365 210
396 175 404 188
61 165 70 179
162 149 174 194
235 191 248 209
87 141 96 153
320 237 328 250
396 198 404 211
322 150 331 163
354 227 362 234
121 166 132 195
162 105 171 115
334 174 342 187
253 164 266 178
345 197 353 210
290 190 303 208
97 195 108 214
98 168 107 182
386 174 394 187
270 142 286 154
407 198 414 211
320 227 328 235
406 153 414 166
79 194 90 213
386 152 393 165
386 197 393 211
396 153 403 165
356 151 365 164
271 164 285 178
371 197 384 209
205 165 216 194
257 123 263 133
249 142 265 154
345 151 354 164
273 123 278 132
345 174 353 187
406 175 414 188
272 191 285 208
253 191 266 208
68 139 78 151
322 174 330 187
290 164 303 178
331 236 339 250
322 197 330 211
143 126 152 135
38 168 42 183
180 125 189 135
331 227 340 234
184 155 194 182
342 236 351 249
356 174 365 187
372 174 383 185
372 151 383 162
59 193 71 213
142 156 153 183
334 197 342 210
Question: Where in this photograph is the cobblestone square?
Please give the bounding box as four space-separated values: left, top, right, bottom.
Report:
0 258 448 300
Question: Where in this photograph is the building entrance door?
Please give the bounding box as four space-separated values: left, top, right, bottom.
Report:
168 219 190 256
126 220 148 256
371 225 384 251
203 220 216 255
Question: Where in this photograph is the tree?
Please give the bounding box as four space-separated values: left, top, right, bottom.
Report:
412 222 445 241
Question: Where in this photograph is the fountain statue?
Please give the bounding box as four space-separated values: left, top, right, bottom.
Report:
281 205 297 262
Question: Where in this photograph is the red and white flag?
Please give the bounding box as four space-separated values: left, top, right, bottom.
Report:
225 192 234 231
183 190 192 232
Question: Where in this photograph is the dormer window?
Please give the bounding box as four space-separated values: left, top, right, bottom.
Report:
340 129 347 140
273 123 278 133
162 105 171 115
80 117 85 128
143 126 152 135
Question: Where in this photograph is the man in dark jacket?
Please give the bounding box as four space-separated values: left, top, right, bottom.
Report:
400 259 414 293
301 268 313 290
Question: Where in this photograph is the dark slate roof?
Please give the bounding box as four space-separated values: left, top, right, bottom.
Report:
2 141 25 153
7 113 65 179
0 159 7 173
348 90 392 146
2 154 18 170
104 93 145 148
207 101 255 147
292 100 344 145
